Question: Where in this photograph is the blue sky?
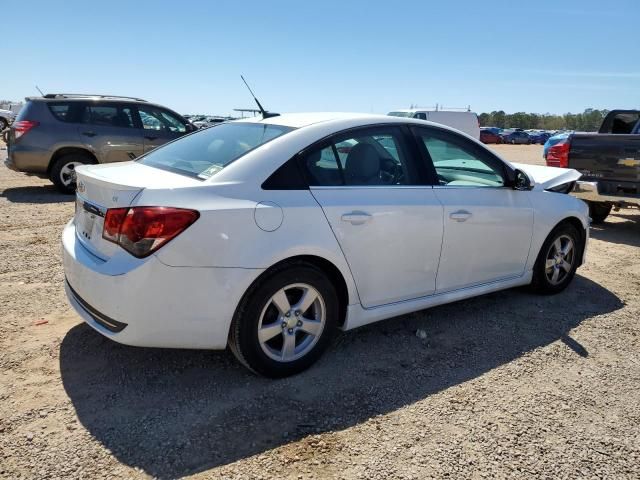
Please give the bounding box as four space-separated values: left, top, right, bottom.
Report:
4 0 639 116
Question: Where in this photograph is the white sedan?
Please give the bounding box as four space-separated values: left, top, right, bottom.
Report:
63 113 588 377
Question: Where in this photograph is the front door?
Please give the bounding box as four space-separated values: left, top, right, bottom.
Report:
302 126 444 308
413 126 534 292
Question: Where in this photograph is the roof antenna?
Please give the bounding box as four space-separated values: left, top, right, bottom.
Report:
240 75 279 119
35 85 45 96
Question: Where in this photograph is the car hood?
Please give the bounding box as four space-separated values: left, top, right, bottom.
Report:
510 162 582 191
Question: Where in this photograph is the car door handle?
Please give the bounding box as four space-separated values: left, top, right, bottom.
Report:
449 210 472 222
144 135 158 141
81 131 97 137
341 211 372 225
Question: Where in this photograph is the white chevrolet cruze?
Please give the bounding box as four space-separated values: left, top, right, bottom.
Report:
63 113 588 377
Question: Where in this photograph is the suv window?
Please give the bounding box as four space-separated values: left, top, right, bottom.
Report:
301 127 418 186
80 104 135 128
138 106 186 133
48 103 71 122
416 128 505 187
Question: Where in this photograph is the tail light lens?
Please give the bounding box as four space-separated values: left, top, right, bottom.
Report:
102 207 199 258
13 120 39 139
546 140 570 168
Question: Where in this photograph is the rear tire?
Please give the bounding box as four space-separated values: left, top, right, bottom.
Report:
49 153 94 194
228 262 339 377
530 222 581 294
587 201 611 224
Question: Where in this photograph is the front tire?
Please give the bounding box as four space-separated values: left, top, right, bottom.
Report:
587 201 611 224
229 262 339 377
49 153 94 194
531 223 581 294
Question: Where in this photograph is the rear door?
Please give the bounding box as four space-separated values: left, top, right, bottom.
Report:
303 125 444 308
76 103 144 162
412 126 533 293
135 105 188 153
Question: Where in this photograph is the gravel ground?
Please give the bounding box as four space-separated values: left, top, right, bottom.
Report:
1 144 639 479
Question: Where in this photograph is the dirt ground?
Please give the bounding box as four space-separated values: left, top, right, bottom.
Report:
1 144 639 479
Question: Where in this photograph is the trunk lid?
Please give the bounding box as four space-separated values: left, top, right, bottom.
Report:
74 162 201 259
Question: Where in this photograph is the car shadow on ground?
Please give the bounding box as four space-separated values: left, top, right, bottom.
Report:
59 275 621 479
1 185 74 203
590 211 640 248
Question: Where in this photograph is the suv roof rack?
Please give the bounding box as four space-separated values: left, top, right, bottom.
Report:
42 93 148 102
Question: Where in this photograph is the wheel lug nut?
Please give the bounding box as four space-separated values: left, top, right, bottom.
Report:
295 310 300 316
297 321 302 327
281 322 287 328
288 328 294 334
285 312 291 317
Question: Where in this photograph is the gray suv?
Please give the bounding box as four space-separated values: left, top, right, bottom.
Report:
5 94 196 193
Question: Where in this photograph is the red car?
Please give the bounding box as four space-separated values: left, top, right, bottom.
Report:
480 130 503 144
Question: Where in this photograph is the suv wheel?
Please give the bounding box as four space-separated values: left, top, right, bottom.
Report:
50 153 94 194
229 262 338 377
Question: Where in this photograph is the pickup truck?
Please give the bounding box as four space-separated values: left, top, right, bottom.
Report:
545 109 640 223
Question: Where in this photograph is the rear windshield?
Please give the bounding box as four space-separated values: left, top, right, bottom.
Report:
137 122 294 179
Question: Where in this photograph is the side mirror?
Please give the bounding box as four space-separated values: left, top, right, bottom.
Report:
513 169 533 191
186 122 198 133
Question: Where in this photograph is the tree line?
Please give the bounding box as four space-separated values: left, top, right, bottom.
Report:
478 108 608 132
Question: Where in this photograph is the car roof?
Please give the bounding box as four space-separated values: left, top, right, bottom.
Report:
233 112 451 129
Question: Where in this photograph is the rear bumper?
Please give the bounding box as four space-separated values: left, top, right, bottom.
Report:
5 144 50 174
572 181 640 207
62 219 264 349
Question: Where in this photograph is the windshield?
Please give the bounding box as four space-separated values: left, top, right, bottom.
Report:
387 111 413 118
138 122 294 179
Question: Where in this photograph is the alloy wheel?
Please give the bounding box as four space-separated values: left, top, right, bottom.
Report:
59 161 83 187
545 234 575 285
257 283 326 362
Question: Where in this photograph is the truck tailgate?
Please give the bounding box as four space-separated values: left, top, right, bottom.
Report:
569 134 640 184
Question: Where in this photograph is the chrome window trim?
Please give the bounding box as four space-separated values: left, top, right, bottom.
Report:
309 185 435 190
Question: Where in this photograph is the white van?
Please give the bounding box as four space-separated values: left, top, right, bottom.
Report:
388 109 480 139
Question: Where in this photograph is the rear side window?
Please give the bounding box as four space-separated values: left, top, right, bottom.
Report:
80 104 135 128
301 127 420 186
610 113 640 134
48 103 71 122
138 122 294 179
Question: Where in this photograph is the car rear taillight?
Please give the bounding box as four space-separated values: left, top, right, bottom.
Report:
546 140 570 168
13 120 39 139
102 206 199 258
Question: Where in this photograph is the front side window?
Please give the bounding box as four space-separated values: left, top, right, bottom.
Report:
138 107 186 133
301 127 417 186
137 122 293 179
418 129 505 187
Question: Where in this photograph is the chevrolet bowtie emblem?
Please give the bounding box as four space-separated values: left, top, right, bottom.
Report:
618 158 640 167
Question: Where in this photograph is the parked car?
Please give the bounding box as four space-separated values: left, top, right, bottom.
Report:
4 94 197 193
388 109 480 139
529 131 552 144
503 130 531 144
480 129 503 144
0 108 16 130
63 112 587 377
543 132 571 158
546 109 640 223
